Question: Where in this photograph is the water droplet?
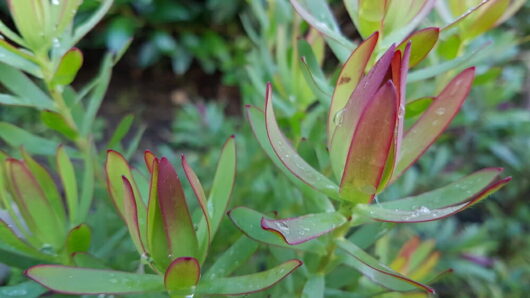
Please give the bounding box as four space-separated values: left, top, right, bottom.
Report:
51 0 60 5
333 109 345 126
435 107 446 116
52 38 60 48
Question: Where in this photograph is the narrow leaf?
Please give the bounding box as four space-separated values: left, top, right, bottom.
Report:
197 260 302 295
164 257 200 294
144 150 156 174
0 39 42 77
397 27 439 67
157 157 199 259
261 212 347 245
204 236 258 279
0 220 54 262
340 81 398 203
337 239 435 293
264 83 339 198
56 145 79 225
0 123 59 155
26 266 164 295
121 177 145 254
0 280 47 298
106 114 134 150
41 110 78 140
393 68 475 180
405 97 434 119
0 64 53 110
52 48 83 86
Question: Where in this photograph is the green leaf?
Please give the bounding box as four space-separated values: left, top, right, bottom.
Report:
72 0 113 47
328 33 378 143
20 148 66 225
302 275 324 298
0 40 42 77
25 266 165 295
65 224 91 255
41 110 78 140
197 259 302 295
8 0 50 51
106 114 134 150
6 159 65 248
164 257 200 295
263 84 340 198
397 27 439 68
0 220 55 262
121 176 146 255
405 97 434 119
204 236 258 279
157 158 199 260
0 64 54 110
261 212 347 245
340 81 397 203
394 68 475 180
336 239 435 293
0 281 47 298
52 48 83 86
72 252 108 269
56 146 79 225
0 123 59 155
357 168 511 222
51 0 82 39
228 207 326 254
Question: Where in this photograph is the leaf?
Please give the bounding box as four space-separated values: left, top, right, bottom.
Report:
72 252 108 269
328 32 378 143
106 114 134 150
197 260 302 295
357 168 511 223
41 110 78 140
52 48 83 85
397 27 439 68
228 207 326 254
329 46 395 181
0 220 55 262
0 64 54 110
0 123 59 155
65 224 91 255
0 39 42 77
340 81 398 203
336 239 435 293
0 280 47 298
72 0 113 47
6 159 65 248
264 83 340 198
196 135 236 256
181 154 211 251
405 97 434 119
105 150 147 246
204 236 258 279
51 0 82 39
289 0 354 61
122 177 146 255
56 145 79 225
20 148 65 225
144 150 157 174
25 266 165 295
164 257 200 295
157 158 199 259
302 275 324 298
261 212 347 245
393 68 475 180
7 0 49 52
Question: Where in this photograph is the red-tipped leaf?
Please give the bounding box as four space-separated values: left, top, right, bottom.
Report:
164 257 200 295
122 177 146 254
397 27 439 68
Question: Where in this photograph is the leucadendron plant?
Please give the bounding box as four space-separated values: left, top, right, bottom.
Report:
0 147 90 268
232 32 511 294
25 136 302 297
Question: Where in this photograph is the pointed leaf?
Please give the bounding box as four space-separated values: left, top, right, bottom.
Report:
6 159 64 248
0 64 53 110
106 114 134 150
261 212 347 245
264 83 339 198
0 220 55 262
52 48 83 86
0 39 42 77
26 266 164 295
228 207 326 254
204 236 258 279
121 177 145 254
182 155 211 248
72 252 108 269
357 168 511 222
397 27 439 68
105 150 147 244
164 257 200 295
65 224 91 255
56 145 79 225
205 135 236 236
144 150 157 174
302 275 325 298
337 239 435 293
197 260 302 295
330 45 396 180
0 123 59 155
328 32 378 142
405 97 434 119
393 68 475 180
340 81 398 203
157 157 198 259
41 110 78 140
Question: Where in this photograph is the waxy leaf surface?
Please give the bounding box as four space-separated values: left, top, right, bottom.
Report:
122 177 145 254
397 27 439 68
26 266 164 295
164 257 200 294
262 212 347 245
197 260 302 295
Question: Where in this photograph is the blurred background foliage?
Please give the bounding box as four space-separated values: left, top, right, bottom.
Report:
0 0 528 296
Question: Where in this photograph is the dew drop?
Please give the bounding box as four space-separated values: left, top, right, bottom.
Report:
435 107 446 116
333 109 345 126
